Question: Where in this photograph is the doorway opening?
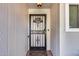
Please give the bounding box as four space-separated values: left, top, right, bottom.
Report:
29 14 47 50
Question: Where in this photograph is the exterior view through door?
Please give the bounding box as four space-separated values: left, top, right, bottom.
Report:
29 14 46 50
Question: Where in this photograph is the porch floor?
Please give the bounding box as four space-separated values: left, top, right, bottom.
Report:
26 50 53 56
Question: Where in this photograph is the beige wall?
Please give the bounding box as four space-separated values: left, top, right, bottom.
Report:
8 4 28 56
50 4 60 56
0 4 8 56
0 4 28 56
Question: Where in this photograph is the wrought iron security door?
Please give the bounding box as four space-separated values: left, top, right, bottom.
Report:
29 14 46 50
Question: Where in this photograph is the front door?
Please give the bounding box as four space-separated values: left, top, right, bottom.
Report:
29 14 46 50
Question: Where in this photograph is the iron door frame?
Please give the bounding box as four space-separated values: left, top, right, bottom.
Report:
29 14 47 50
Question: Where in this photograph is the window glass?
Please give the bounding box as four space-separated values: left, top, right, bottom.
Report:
69 5 79 28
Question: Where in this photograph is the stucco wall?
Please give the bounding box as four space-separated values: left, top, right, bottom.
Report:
0 3 28 56
50 4 60 56
0 4 8 56
8 4 28 56
60 4 79 56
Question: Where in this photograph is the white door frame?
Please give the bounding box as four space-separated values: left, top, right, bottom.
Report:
27 9 51 50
